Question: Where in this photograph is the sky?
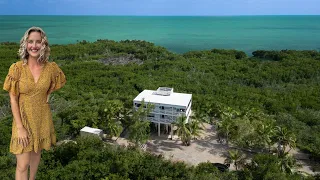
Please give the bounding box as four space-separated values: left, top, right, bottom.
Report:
0 0 319 16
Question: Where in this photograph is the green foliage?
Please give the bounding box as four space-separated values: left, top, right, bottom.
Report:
183 48 247 60
0 117 11 155
173 116 192 146
225 150 246 170
0 40 319 178
0 116 16 179
98 100 124 138
53 141 79 166
274 126 297 156
246 154 283 179
252 49 320 61
188 118 204 140
36 136 226 179
128 101 153 146
244 153 306 180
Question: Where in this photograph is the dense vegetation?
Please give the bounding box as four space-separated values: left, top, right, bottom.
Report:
0 40 319 179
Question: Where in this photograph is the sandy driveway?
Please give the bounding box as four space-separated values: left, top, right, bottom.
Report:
115 123 233 168
146 123 228 166
115 123 317 175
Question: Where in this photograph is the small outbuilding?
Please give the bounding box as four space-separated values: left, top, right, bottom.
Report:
80 126 103 138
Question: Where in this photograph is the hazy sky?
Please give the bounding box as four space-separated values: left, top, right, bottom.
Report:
0 0 319 15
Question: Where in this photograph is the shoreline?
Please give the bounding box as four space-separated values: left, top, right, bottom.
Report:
1 40 319 56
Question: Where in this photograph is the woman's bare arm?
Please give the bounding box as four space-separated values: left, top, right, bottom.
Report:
9 93 29 148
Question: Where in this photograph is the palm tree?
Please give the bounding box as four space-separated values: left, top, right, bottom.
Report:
190 108 209 124
127 101 153 147
189 111 206 140
216 118 234 146
107 119 123 139
241 107 265 122
173 116 191 146
188 119 204 140
128 119 150 147
277 152 297 174
274 126 296 156
224 149 246 170
205 101 224 121
98 100 124 141
215 106 240 146
221 107 240 121
256 122 275 152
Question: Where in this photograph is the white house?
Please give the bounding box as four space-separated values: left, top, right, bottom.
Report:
133 87 192 136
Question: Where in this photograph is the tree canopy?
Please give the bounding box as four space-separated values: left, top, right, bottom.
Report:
0 40 319 178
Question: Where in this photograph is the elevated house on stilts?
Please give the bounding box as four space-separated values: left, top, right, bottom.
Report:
133 87 192 138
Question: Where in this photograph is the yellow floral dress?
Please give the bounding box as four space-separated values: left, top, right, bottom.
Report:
3 60 66 154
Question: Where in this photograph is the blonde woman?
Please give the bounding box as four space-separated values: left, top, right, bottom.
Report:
3 27 66 180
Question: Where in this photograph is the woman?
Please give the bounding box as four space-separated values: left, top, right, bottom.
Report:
3 27 66 180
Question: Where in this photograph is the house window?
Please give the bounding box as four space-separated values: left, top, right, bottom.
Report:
161 115 165 118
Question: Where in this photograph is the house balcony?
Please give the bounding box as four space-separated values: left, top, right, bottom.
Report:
147 117 176 124
151 109 186 116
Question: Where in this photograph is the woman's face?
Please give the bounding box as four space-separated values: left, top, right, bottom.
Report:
27 31 42 59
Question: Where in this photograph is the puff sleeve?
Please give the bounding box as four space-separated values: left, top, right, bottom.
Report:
3 63 20 96
49 62 66 92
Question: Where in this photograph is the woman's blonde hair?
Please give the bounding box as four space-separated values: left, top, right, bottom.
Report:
18 26 50 64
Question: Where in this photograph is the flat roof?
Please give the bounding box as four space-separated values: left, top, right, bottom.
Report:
80 126 103 134
133 90 192 107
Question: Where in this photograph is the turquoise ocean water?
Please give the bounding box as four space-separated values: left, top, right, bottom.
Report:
0 15 319 54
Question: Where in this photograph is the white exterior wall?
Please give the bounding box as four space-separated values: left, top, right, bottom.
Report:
133 99 192 124
80 126 103 138
133 88 192 125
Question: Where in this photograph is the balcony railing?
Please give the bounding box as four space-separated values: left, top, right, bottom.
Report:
147 117 176 124
134 107 186 115
151 110 186 116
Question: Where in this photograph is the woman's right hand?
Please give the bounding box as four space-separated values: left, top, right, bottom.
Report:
17 127 29 148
